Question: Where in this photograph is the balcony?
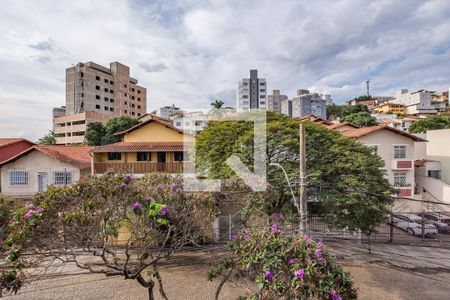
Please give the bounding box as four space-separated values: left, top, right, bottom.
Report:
391 160 413 170
54 124 86 134
55 135 85 145
93 162 192 174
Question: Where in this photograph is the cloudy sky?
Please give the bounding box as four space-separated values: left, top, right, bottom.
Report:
1 0 450 140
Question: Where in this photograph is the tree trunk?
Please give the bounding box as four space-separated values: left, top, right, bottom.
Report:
148 287 155 300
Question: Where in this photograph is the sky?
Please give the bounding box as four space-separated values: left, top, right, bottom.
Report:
1 0 450 141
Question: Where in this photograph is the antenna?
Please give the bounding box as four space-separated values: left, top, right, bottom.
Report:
366 80 370 97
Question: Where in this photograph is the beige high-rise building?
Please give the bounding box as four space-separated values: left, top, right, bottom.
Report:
54 61 147 144
267 89 288 113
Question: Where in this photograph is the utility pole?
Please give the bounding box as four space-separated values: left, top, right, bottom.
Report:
299 122 307 231
366 80 370 97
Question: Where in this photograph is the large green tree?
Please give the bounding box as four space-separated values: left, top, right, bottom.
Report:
409 115 450 133
342 111 378 127
84 116 139 146
37 130 56 145
195 112 394 236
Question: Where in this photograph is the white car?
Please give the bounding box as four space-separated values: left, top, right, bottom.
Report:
391 215 438 236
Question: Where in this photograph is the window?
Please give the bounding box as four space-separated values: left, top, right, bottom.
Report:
125 110 128 113
124 93 127 97
9 171 28 186
137 97 141 102
175 122 181 126
108 152 121 160
131 112 135 116
96 85 100 90
104 97 109 101
124 84 127 88
131 96 135 100
260 95 265 98
104 88 108 92
428 170 441 179
394 145 407 159
104 106 109 110
96 95 100 100
96 76 100 80
137 105 141 109
137 152 150 161
174 151 184 161
260 89 266 92
109 107 114 112
80 72 84 77
53 171 72 185
137 90 141 94
243 95 249 99
125 101 128 105
132 88 135 92
393 172 407 187
110 80 114 84
104 79 108 83
110 99 114 103
110 89 114 94
131 104 135 108
96 105 100 109
137 113 141 116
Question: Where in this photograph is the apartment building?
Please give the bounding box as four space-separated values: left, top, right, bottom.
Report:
390 89 436 115
373 103 405 115
291 89 327 119
267 90 288 113
156 105 182 119
53 61 147 144
172 111 208 134
236 70 267 111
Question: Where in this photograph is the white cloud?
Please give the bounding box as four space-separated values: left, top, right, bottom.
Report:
0 0 450 140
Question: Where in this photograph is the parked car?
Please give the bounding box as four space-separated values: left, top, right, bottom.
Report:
422 212 450 234
390 214 438 237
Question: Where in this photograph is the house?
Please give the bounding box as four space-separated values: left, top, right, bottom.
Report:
373 103 405 115
338 125 427 198
91 114 194 175
294 114 333 125
0 145 92 198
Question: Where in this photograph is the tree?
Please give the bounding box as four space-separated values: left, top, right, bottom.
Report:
350 95 372 103
0 173 215 299
37 130 56 145
209 226 357 299
409 115 450 133
326 104 344 120
210 99 225 109
342 111 378 127
84 116 139 146
0 197 19 254
342 104 369 117
195 111 394 237
84 122 105 146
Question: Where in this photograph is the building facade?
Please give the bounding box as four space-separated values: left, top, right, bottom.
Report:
267 90 288 113
390 89 436 115
373 103 405 115
53 61 147 144
236 69 267 111
91 115 194 175
156 105 182 119
0 146 92 198
291 89 327 119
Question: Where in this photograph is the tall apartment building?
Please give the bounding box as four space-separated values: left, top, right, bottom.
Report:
53 61 147 144
390 89 436 115
236 69 267 111
267 90 288 113
290 89 327 119
281 99 292 117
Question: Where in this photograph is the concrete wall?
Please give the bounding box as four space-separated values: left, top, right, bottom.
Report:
416 175 450 203
426 129 450 184
0 151 82 198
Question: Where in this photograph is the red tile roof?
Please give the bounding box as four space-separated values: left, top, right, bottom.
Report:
327 122 361 130
340 125 427 142
0 138 33 148
0 145 93 169
294 114 333 125
92 142 190 153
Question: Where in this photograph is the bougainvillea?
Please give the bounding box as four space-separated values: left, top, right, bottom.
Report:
209 226 357 299
0 173 215 299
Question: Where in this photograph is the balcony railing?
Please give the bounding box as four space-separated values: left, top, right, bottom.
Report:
93 162 192 174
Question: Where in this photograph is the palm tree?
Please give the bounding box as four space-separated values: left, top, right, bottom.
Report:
210 99 225 109
37 130 56 145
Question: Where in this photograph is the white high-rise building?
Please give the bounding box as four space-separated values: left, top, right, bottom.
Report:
390 89 436 115
236 70 267 111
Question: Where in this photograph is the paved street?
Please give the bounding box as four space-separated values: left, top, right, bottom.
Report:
3 243 450 300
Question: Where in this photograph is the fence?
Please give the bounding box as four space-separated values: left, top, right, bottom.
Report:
214 211 450 247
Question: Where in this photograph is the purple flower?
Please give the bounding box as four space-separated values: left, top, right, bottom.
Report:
315 250 322 258
124 175 132 181
159 207 169 216
132 202 142 210
106 168 114 174
170 183 177 189
243 234 249 241
25 203 34 210
23 211 33 219
231 234 238 241
304 235 311 242
270 224 278 232
120 183 128 189
265 270 273 281
145 196 152 203
59 195 65 201
36 207 45 213
289 258 297 264
294 269 304 279
317 241 325 248
329 290 342 300
240 228 247 233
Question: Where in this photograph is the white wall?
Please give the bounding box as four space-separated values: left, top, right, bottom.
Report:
0 151 81 198
426 129 450 184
